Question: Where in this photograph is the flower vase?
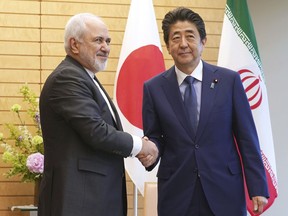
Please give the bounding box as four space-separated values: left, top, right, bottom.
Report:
34 178 41 207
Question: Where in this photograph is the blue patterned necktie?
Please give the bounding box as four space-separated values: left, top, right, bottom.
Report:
184 76 198 134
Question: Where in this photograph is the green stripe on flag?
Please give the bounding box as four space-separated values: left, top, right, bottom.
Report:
225 0 264 76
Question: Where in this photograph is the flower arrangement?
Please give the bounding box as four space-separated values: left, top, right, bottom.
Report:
0 85 44 182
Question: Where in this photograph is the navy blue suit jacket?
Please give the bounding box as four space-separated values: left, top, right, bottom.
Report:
142 61 269 216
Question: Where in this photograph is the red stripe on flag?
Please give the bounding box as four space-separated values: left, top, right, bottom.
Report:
234 137 277 215
246 152 278 215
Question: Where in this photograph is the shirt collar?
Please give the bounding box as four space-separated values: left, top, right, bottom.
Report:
85 68 95 80
175 60 203 86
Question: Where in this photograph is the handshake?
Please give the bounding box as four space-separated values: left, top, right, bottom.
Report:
136 137 159 168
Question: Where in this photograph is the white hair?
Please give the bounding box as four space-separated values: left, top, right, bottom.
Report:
63 13 103 53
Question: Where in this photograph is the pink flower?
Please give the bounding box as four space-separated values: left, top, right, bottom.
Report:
26 153 44 173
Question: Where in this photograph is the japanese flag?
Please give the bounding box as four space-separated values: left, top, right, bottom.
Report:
113 0 165 195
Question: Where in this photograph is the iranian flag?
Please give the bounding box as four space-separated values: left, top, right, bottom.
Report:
113 0 165 195
217 0 278 215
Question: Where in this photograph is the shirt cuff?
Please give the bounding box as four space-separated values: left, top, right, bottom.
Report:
130 135 142 157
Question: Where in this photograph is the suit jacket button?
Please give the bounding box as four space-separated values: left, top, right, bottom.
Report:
195 144 199 149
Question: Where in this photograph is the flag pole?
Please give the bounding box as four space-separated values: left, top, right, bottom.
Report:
133 184 138 216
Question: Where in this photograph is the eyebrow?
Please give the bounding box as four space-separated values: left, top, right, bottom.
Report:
171 29 195 36
94 36 111 42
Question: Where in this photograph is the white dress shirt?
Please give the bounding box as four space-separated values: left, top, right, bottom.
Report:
85 69 142 157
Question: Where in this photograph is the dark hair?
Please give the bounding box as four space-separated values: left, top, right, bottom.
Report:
162 7 206 45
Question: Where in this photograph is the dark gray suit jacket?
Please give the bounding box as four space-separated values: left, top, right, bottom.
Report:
38 55 132 216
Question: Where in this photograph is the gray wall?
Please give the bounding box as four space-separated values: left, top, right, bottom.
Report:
248 0 288 215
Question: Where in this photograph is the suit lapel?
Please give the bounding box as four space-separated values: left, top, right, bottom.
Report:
94 76 122 130
196 62 220 141
64 56 121 130
161 67 195 138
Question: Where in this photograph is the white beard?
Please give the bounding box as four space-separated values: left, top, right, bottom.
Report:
93 58 107 72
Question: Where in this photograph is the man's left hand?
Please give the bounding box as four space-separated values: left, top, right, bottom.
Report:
252 196 268 214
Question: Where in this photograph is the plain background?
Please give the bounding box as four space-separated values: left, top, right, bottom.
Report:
247 0 288 215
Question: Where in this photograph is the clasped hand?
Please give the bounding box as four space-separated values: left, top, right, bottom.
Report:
136 137 159 167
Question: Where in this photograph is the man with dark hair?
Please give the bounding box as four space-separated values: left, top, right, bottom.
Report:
142 7 268 216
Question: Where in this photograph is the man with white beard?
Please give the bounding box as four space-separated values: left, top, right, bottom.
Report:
38 13 158 216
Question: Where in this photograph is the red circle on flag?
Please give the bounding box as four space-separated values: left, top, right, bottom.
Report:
116 45 165 129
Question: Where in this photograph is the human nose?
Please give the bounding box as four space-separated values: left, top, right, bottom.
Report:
180 36 188 48
100 41 110 52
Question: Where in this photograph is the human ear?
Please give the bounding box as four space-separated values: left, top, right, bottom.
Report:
166 43 171 54
201 37 207 46
70 38 80 54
